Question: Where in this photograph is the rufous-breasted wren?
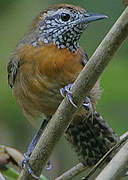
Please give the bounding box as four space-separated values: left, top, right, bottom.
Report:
8 4 119 177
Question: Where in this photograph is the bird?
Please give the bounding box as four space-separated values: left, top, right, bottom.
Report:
7 4 119 178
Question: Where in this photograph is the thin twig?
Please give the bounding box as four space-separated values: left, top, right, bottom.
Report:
95 141 128 180
18 6 128 180
120 131 128 140
55 163 87 180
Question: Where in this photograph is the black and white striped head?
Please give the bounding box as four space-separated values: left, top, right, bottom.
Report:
36 4 107 52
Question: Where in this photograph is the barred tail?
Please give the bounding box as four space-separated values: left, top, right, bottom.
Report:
65 111 119 166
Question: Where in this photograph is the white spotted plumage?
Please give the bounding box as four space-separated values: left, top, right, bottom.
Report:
36 7 88 52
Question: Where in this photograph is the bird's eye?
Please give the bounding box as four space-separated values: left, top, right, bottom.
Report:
61 13 70 22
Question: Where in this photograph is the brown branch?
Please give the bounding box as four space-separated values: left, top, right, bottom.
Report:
18 6 128 180
95 141 128 180
55 163 87 180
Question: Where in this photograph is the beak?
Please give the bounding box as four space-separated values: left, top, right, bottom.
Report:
81 13 108 24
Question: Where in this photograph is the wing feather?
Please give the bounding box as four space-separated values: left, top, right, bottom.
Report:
7 56 20 88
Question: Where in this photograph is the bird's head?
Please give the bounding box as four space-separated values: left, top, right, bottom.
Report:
33 4 108 52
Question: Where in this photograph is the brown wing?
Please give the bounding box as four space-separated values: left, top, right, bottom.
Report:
80 48 89 67
7 56 20 88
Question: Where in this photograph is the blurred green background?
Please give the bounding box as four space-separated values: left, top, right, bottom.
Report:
0 0 128 179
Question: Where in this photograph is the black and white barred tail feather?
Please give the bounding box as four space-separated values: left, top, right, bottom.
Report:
65 111 119 166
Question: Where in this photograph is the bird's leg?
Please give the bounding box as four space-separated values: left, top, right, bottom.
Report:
60 84 91 109
24 119 48 157
21 116 51 178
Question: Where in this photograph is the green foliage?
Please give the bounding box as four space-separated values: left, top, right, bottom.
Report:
1 165 48 180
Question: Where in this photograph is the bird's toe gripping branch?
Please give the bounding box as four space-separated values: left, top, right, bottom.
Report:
60 84 78 108
20 118 52 179
21 153 52 179
60 84 91 109
21 153 39 179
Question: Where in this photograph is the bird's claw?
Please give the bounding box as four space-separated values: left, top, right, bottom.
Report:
60 85 91 109
45 160 52 170
83 97 91 110
21 153 52 178
20 153 39 179
67 92 78 108
60 84 72 97
60 84 78 108
20 152 29 168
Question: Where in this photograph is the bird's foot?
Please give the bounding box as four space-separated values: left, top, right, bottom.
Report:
83 97 91 110
21 152 39 179
60 84 91 109
21 153 52 178
60 84 77 108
